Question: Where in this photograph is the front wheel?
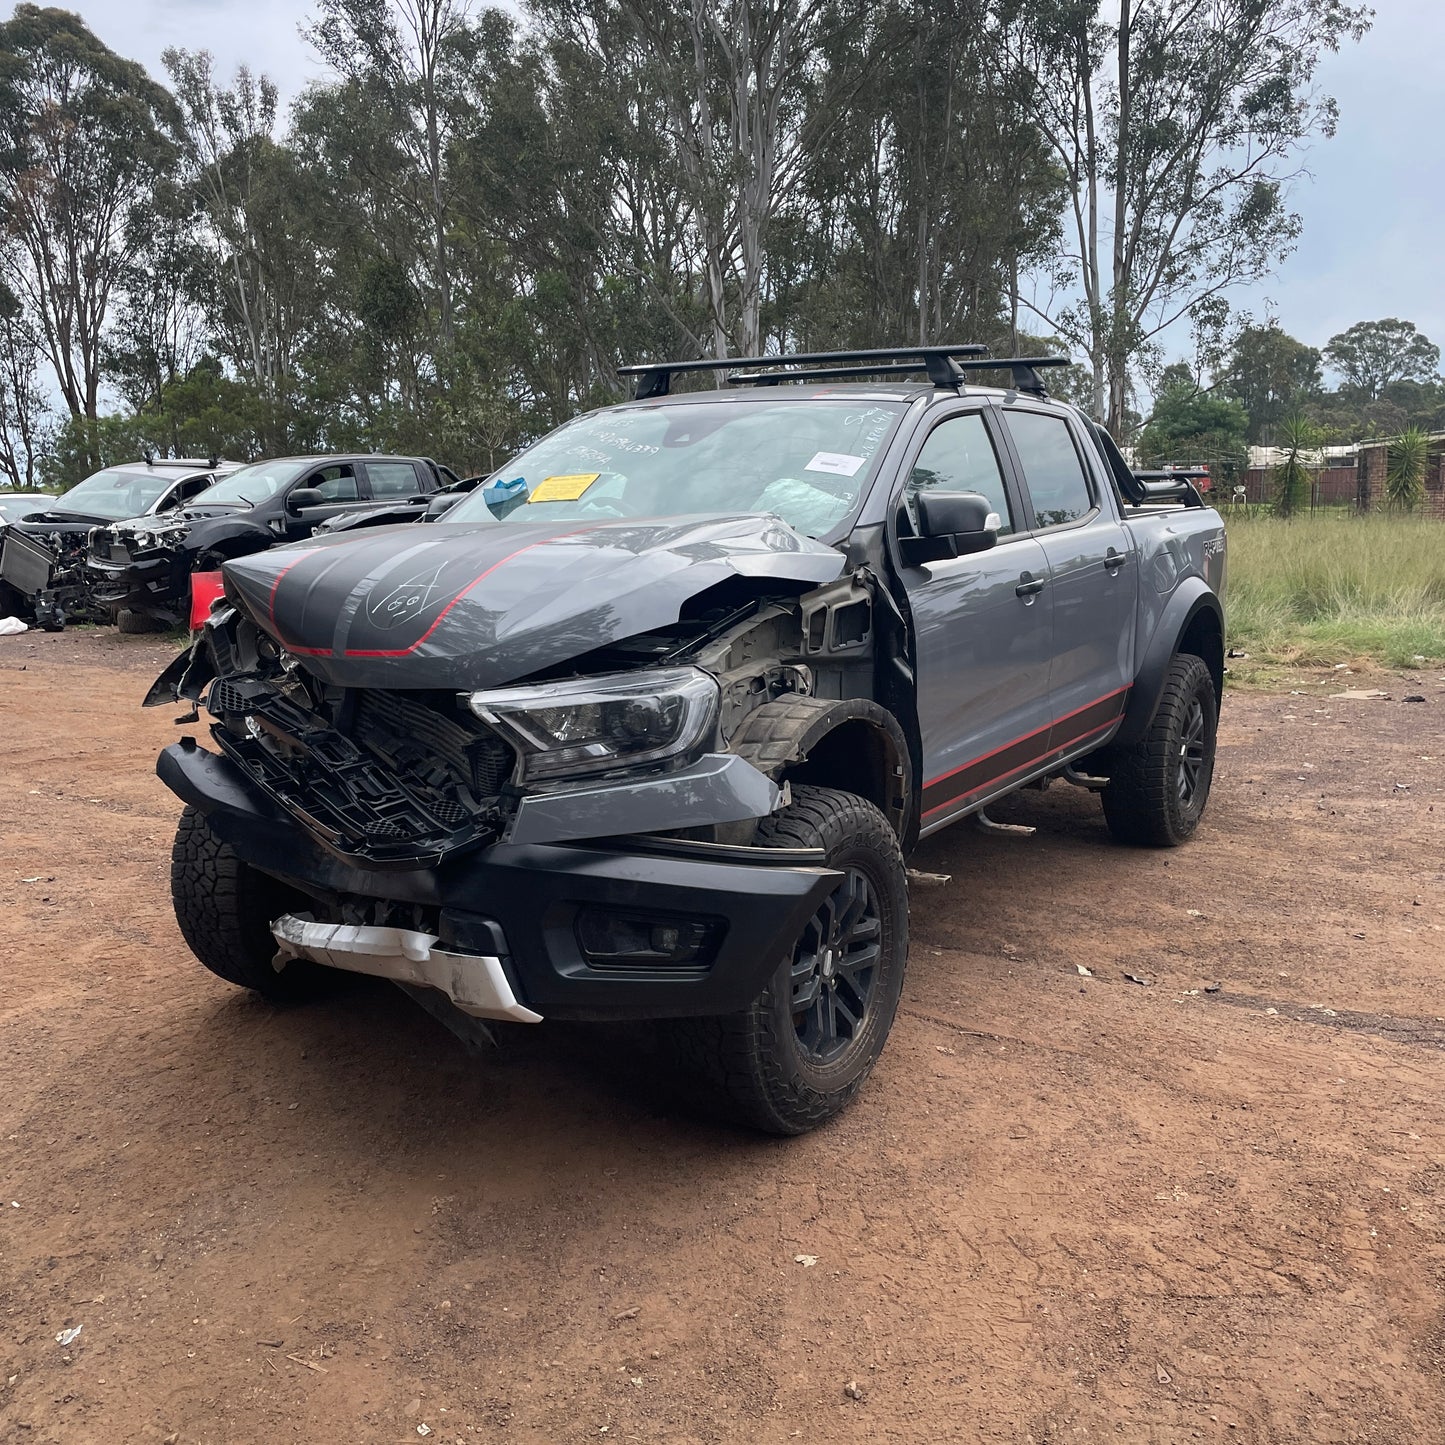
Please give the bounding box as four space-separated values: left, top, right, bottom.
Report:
665 785 909 1134
1101 653 1218 846
171 805 339 1001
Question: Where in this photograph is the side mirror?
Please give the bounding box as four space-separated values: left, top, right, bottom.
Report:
424 491 464 520
900 491 1001 565
288 487 324 511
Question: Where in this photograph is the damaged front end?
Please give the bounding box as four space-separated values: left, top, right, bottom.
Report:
0 524 104 629
146 513 897 1019
87 520 192 625
149 597 789 867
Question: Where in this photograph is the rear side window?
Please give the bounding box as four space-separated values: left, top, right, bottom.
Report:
906 413 1014 536
1005 412 1095 529
367 461 424 497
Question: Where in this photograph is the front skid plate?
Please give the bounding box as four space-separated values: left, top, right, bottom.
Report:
270 913 542 1023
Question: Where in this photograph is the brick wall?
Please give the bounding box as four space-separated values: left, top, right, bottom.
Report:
1239 446 1445 515
1355 440 1445 516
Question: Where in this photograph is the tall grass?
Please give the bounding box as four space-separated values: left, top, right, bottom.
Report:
1225 513 1445 673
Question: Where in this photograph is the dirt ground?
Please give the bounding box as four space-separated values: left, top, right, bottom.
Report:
2 630 1443 1445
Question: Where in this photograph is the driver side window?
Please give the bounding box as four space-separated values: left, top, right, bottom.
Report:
307 464 359 502
906 413 1014 536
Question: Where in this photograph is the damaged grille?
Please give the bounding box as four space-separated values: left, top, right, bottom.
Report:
352 689 514 797
206 677 515 864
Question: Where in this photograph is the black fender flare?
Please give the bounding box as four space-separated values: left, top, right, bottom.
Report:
1115 580 1225 748
728 696 912 838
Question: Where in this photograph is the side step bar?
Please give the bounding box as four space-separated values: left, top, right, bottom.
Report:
270 914 542 1024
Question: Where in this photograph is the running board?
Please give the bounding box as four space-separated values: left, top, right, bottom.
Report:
270 914 542 1023
972 810 1036 837
1062 764 1110 791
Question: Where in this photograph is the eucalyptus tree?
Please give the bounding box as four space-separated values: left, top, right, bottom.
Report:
1012 0 1370 436
0 5 180 429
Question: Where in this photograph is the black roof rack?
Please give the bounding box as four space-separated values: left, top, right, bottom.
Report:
618 345 1070 399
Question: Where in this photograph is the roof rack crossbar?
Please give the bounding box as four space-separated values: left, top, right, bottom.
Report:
620 347 1072 398
620 344 990 398
728 362 936 386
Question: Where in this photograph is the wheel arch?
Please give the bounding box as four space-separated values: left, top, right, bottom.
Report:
728 697 912 842
1115 583 1225 747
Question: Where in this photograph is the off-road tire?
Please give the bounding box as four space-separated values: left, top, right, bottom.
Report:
666 785 909 1135
115 607 160 635
171 804 337 1001
1101 653 1218 847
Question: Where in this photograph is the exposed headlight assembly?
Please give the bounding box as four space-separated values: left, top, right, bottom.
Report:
465 667 720 783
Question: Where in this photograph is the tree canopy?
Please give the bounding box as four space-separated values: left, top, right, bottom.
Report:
0 0 1379 488
1323 318 1442 400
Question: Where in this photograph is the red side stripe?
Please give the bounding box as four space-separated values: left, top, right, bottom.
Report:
919 686 1129 819
923 688 1130 793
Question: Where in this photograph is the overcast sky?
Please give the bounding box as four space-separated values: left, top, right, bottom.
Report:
57 0 1445 373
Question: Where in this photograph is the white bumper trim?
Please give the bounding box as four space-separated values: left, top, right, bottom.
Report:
270 914 542 1024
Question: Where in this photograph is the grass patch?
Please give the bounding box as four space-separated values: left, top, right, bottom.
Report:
1223 513 1445 681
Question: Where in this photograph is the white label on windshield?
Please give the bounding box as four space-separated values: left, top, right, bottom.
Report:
804 451 866 477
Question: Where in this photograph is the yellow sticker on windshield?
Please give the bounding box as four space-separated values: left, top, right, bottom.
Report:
529 472 601 502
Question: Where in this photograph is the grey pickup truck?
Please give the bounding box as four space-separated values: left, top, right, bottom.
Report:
147 345 1227 1134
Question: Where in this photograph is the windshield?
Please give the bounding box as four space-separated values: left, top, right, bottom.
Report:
447 399 907 537
51 469 186 521
196 460 309 508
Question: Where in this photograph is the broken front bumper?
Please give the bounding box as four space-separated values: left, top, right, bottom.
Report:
159 739 838 1022
85 552 187 619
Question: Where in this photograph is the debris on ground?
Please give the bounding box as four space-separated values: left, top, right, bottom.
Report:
1157 1363 1173 1384
1076 964 1093 976
794 1255 818 1268
0 617 28 636
1204 982 1222 994
1330 689 1391 700
844 1380 866 1401
1124 973 1151 986
1402 695 1426 703
54 1326 81 1347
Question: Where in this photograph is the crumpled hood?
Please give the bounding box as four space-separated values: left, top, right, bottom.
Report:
221 512 847 689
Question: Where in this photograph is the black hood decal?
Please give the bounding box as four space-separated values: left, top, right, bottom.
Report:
221 513 846 689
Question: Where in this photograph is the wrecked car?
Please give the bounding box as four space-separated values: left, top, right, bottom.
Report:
0 458 235 629
0 492 58 524
87 454 459 631
148 345 1227 1134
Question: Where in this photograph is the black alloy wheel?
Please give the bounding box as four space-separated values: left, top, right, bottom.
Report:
790 866 883 1065
1177 694 1209 808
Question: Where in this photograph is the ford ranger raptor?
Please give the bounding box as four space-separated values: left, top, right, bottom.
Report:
146 345 1227 1135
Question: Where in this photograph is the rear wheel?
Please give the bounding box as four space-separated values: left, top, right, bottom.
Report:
171 805 338 1001
1101 653 1218 846
115 607 161 634
665 785 909 1134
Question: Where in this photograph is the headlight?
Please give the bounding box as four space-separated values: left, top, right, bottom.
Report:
465 667 719 782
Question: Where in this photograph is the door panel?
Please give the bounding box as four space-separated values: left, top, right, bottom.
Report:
898 409 1057 832
999 409 1137 742
911 538 1054 828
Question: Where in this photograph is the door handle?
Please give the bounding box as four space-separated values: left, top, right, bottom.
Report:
1015 572 1046 598
1104 546 1127 571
